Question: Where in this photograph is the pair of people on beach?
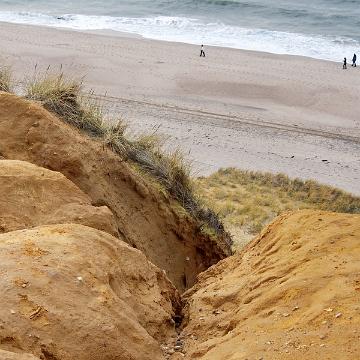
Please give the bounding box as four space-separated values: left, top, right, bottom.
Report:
200 45 356 68
343 53 356 69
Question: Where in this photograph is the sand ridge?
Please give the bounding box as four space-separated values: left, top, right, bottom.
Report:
0 223 179 360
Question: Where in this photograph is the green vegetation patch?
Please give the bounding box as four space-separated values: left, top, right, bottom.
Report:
196 168 360 250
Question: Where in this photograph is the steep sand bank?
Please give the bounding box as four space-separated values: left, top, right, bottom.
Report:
181 210 360 359
0 22 359 194
0 157 358 359
0 93 231 291
0 158 181 360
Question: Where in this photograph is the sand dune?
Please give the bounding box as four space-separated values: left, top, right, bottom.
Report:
1 21 359 194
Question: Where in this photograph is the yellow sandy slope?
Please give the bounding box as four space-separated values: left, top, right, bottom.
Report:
181 210 360 359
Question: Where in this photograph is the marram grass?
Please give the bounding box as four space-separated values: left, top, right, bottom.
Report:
196 168 360 250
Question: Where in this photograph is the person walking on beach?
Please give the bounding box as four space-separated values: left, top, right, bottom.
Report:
200 44 206 57
343 57 347 69
352 53 357 67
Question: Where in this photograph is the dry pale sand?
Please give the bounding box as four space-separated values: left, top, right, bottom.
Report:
1 22 359 194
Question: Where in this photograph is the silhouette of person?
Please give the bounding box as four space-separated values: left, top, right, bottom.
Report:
352 53 357 67
200 44 205 57
343 57 347 69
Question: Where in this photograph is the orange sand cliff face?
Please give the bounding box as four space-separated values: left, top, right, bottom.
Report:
0 92 231 292
180 210 360 359
0 159 179 360
0 93 359 359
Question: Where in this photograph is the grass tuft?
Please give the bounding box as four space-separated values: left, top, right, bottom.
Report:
26 72 82 118
102 120 128 155
0 65 13 93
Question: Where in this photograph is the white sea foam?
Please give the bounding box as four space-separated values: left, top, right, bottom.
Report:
0 11 358 61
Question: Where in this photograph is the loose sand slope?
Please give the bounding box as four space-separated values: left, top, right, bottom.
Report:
0 92 231 291
181 210 360 359
0 224 179 360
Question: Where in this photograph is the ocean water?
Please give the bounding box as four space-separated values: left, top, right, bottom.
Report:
0 0 359 61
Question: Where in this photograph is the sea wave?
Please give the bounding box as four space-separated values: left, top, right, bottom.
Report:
0 11 358 61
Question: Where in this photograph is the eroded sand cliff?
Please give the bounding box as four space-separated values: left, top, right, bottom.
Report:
180 211 360 359
0 92 231 292
0 94 359 359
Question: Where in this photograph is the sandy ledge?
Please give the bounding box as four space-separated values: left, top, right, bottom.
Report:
0 21 359 194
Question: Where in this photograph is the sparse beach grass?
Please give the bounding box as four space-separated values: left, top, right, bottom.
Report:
196 168 360 250
0 65 13 93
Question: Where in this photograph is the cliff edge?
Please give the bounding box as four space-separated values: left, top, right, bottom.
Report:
0 92 231 291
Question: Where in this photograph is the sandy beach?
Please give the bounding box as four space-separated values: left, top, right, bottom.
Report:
1 21 359 194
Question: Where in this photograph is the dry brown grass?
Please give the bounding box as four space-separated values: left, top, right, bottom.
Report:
196 168 360 250
24 71 231 245
0 65 13 93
